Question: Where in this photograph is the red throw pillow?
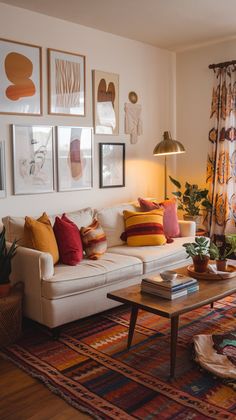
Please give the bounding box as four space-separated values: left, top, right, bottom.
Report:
138 197 180 238
53 213 83 265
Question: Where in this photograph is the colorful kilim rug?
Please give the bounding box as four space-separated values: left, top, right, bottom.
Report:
1 296 236 419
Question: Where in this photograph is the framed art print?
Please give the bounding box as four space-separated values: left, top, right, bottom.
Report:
48 49 85 116
99 143 125 188
57 126 93 191
12 125 54 195
0 141 6 198
0 38 42 115
93 70 119 135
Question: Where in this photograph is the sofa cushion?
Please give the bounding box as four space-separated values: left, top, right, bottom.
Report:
96 203 138 247
24 213 59 265
108 236 194 273
41 252 142 299
2 207 94 244
80 219 107 259
122 209 166 246
53 214 83 265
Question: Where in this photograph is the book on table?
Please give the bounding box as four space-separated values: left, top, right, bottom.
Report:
141 274 199 300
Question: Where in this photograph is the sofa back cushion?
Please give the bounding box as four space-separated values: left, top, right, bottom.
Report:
53 214 83 265
122 209 166 246
2 207 94 245
80 219 107 259
96 203 138 248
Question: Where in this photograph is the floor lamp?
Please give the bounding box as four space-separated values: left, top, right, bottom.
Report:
153 131 186 199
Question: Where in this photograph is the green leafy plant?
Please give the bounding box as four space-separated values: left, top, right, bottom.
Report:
0 227 17 285
169 176 212 216
209 235 236 261
183 236 211 260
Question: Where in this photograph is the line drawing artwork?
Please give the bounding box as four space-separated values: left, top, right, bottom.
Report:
55 59 80 108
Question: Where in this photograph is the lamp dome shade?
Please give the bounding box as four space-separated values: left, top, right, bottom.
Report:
153 131 185 156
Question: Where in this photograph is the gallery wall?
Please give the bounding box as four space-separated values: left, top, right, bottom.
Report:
0 2 176 218
176 37 236 189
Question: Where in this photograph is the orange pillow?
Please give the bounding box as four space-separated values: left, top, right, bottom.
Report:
24 212 59 264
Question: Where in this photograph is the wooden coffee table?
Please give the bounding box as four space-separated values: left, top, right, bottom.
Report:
107 266 236 378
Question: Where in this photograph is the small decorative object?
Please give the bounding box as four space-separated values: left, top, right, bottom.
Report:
183 236 211 273
48 48 85 116
93 70 119 135
0 227 17 297
0 38 42 115
209 235 236 271
57 126 93 191
160 270 178 282
169 176 211 225
153 132 185 199
124 96 143 144
12 125 54 195
128 91 138 104
0 141 6 198
99 143 125 188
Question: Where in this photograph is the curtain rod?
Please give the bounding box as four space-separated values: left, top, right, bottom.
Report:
209 60 236 69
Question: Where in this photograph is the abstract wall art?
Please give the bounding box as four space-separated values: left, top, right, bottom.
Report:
0 39 42 115
99 143 125 188
12 125 54 195
93 70 119 135
56 126 93 191
48 49 85 116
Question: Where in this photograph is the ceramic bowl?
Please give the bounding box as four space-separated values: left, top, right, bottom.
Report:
160 270 178 282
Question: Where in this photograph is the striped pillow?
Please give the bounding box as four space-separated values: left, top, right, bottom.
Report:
122 209 166 246
80 219 107 259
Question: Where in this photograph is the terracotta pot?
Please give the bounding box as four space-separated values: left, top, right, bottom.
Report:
183 214 202 229
216 259 227 272
0 283 11 298
192 255 209 273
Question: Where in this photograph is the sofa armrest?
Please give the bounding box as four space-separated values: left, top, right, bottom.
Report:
9 245 54 324
178 220 196 237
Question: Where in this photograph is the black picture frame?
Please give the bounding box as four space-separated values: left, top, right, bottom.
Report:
99 143 125 188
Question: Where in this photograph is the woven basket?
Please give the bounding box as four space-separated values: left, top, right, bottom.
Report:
0 283 24 347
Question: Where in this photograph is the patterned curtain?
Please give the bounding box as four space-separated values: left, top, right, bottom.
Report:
207 65 236 237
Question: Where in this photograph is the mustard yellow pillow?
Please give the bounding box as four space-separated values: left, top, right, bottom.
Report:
24 212 59 264
123 209 166 246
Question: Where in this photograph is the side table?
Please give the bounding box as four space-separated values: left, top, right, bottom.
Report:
0 283 24 347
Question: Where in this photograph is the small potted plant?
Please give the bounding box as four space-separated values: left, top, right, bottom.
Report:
0 227 17 297
209 235 236 271
169 176 211 226
183 236 211 272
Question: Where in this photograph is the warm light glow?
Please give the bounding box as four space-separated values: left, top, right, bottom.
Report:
153 150 185 156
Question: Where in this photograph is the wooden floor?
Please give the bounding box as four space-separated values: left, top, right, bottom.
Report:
0 357 92 420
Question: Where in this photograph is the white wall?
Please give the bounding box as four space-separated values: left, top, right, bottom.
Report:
0 3 175 217
176 38 236 188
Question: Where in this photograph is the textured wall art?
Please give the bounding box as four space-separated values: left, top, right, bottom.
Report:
48 49 85 116
12 125 54 195
0 38 42 115
93 70 119 135
56 126 93 191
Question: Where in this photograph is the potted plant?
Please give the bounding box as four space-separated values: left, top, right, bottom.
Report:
209 235 236 271
183 236 211 272
0 227 17 297
169 176 211 226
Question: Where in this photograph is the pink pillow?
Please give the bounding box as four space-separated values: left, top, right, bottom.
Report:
53 213 83 265
138 197 180 238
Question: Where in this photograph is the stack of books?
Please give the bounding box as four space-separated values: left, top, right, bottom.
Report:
141 274 199 300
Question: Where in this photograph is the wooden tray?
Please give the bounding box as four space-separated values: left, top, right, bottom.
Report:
187 264 236 280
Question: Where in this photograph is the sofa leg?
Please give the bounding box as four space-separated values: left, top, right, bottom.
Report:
51 327 61 340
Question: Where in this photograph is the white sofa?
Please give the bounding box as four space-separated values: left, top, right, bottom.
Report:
3 202 195 330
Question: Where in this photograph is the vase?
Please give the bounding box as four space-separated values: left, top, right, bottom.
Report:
192 255 209 273
183 214 202 229
0 283 11 297
216 259 227 272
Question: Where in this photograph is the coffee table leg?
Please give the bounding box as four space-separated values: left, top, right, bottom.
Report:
127 305 138 349
170 316 179 379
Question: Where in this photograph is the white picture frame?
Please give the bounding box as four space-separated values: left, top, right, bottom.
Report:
57 126 93 191
12 125 54 195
